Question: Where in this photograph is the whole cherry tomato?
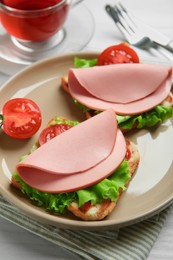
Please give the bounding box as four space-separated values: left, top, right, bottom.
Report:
38 124 72 146
0 98 42 139
97 43 140 65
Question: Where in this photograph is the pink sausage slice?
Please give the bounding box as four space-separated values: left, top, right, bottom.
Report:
68 63 172 115
69 73 172 115
16 129 126 193
17 109 117 175
16 109 126 192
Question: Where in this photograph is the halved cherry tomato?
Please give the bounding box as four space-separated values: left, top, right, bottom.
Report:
39 124 72 146
97 43 140 65
1 98 42 139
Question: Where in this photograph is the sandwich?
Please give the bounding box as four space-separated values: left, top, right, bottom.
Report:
61 57 173 133
11 109 140 221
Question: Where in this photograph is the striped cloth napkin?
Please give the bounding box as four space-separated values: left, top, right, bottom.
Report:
0 194 172 260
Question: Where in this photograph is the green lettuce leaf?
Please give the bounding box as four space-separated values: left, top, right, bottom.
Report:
77 160 130 207
48 116 79 127
13 172 76 214
13 160 130 213
74 99 172 131
118 105 173 131
74 56 97 68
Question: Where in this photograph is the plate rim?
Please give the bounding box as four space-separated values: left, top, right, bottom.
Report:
0 52 173 230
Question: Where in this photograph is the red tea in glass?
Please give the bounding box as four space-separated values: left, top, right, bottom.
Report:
0 0 70 42
2 0 62 9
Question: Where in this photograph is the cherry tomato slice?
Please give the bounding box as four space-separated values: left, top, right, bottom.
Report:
39 124 72 146
97 43 140 65
1 98 42 139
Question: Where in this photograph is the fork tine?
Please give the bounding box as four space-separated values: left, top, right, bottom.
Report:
105 5 131 40
105 4 140 44
118 3 136 28
115 3 137 34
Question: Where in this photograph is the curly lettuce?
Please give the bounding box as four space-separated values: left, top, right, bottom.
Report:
13 160 130 214
74 56 97 68
117 105 173 131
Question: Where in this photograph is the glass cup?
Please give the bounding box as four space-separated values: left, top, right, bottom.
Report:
0 0 76 51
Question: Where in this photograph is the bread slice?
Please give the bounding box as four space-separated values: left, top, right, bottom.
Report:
67 139 140 221
61 75 69 94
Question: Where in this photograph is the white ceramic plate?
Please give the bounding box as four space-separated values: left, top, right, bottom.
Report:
0 53 173 230
0 4 94 65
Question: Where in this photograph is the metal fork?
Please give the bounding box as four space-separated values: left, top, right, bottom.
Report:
105 3 173 61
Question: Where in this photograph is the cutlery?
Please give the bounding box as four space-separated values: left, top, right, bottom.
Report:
105 3 173 60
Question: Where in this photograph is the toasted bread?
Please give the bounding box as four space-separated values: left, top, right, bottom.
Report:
61 75 69 94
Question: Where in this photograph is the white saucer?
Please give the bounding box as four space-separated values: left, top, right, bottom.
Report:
0 4 95 65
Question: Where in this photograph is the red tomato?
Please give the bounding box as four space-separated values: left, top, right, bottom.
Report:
79 201 92 213
1 98 42 139
97 43 140 65
39 124 72 146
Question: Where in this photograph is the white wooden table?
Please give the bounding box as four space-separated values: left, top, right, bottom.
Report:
0 0 173 259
